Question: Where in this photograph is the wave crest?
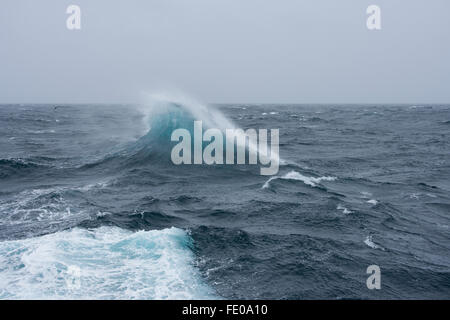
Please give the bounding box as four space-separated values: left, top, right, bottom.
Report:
262 170 337 189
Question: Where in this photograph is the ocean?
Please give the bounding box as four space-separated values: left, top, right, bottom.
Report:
0 100 449 299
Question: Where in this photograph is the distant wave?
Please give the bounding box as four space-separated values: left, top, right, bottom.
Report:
262 170 337 189
87 94 280 172
0 158 49 179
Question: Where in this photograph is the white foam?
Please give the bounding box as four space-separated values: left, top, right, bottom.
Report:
364 236 384 250
262 176 276 189
76 180 111 192
337 204 352 214
367 199 378 205
27 130 56 134
96 211 112 217
0 181 116 225
0 227 217 299
263 170 336 189
0 187 83 225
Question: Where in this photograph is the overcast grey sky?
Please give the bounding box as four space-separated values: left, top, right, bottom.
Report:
0 0 449 104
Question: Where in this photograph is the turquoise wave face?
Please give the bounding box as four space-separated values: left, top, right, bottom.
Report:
0 226 218 299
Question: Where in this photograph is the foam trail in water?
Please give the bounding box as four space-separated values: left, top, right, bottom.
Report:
0 226 218 299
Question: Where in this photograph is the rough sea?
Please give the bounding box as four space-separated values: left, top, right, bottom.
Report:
0 100 449 299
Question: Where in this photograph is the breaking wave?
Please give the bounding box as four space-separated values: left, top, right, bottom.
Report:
262 170 337 189
0 226 217 299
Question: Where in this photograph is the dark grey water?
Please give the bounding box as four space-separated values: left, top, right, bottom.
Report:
0 102 449 299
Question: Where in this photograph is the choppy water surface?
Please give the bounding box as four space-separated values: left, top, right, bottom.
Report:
0 102 449 299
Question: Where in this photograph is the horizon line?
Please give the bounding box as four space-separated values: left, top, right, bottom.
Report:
1 102 449 106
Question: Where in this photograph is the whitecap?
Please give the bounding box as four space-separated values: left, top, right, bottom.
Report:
364 236 384 250
367 199 378 205
262 170 336 189
0 227 218 299
77 181 111 192
337 204 352 214
0 187 84 224
96 211 112 217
